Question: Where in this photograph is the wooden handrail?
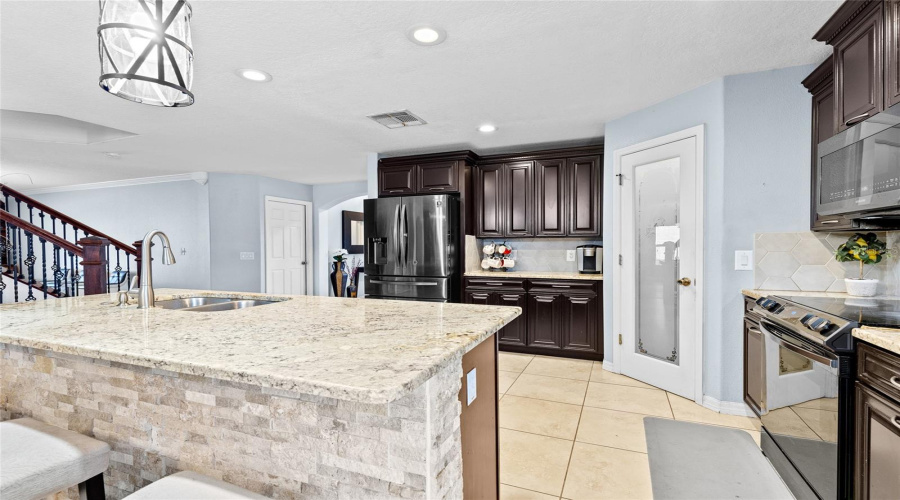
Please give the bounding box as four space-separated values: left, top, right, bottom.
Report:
0 183 137 255
0 211 83 256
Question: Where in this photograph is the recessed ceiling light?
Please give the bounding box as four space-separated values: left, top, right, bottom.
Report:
407 25 447 46
103 152 121 159
237 69 272 82
478 124 497 133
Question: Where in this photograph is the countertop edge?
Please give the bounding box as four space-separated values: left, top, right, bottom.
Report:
464 271 603 281
853 326 900 356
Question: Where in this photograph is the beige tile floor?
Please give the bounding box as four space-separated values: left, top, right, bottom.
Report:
497 352 762 500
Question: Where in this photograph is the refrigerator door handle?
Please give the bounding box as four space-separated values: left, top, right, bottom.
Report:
393 204 402 267
401 203 409 266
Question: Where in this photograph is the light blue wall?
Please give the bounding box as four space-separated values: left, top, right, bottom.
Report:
602 65 814 403
31 180 212 289
207 173 313 292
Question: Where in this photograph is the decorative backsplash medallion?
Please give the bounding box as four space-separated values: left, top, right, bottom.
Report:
753 232 900 295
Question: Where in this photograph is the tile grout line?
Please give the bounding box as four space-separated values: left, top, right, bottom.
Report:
499 482 561 499
788 406 827 441
558 399 586 498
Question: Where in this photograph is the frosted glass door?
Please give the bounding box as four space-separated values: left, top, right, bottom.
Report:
634 158 681 364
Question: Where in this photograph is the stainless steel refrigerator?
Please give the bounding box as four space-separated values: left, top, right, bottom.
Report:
363 195 459 302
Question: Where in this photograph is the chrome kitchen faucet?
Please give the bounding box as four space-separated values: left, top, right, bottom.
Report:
138 230 176 309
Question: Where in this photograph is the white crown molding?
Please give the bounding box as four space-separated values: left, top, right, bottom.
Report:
21 172 209 195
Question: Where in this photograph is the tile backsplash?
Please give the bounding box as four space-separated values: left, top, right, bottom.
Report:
474 238 602 272
754 231 900 295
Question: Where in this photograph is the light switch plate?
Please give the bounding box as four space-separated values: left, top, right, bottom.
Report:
240 252 255 261
734 250 753 271
466 368 477 406
566 250 576 262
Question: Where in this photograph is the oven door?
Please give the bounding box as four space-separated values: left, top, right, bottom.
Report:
758 319 839 499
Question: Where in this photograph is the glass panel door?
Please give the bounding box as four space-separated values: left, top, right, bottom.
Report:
634 158 681 365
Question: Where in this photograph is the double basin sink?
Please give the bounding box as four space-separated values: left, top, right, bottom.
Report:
155 296 279 312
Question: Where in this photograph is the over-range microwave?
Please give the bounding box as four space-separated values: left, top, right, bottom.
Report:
816 102 900 229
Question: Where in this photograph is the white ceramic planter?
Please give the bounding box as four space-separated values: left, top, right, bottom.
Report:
844 278 878 297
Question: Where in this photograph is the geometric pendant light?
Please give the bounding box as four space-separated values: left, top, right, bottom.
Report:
98 0 194 107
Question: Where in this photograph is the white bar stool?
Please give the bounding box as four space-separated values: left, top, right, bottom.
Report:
0 418 110 500
124 471 269 499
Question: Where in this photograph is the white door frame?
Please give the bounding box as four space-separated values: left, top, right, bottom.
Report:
611 125 705 405
263 196 314 295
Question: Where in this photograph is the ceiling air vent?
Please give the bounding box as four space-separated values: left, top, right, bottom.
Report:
367 110 427 129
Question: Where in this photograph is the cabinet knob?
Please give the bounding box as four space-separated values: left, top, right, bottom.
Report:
677 277 692 287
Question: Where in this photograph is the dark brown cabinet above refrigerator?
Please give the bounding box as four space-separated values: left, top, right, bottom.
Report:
378 151 478 197
474 146 603 239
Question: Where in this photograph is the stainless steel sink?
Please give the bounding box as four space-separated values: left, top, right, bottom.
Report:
179 300 277 312
154 297 279 312
154 297 235 310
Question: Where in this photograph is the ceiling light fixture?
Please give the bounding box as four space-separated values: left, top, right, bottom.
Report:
478 124 497 133
237 69 273 82
407 25 447 46
98 0 194 107
103 152 122 159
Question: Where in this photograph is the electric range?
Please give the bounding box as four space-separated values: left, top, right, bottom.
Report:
747 294 900 499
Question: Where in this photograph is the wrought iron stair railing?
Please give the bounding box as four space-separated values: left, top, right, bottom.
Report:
0 184 139 303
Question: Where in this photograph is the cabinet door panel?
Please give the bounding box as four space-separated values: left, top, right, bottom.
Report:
567 156 601 236
534 159 566 236
475 165 505 237
505 161 534 236
496 292 527 346
418 161 459 193
527 293 562 349
379 165 416 196
560 293 599 352
834 3 884 131
465 290 492 306
887 0 900 107
855 383 900 500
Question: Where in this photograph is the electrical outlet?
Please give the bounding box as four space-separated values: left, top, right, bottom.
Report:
734 250 753 270
240 252 255 261
566 250 576 262
466 368 477 406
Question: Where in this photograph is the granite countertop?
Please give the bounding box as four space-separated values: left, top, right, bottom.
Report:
0 289 520 404
465 271 603 281
741 289 851 300
853 326 900 355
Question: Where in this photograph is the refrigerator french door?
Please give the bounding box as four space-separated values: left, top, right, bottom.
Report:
363 195 459 302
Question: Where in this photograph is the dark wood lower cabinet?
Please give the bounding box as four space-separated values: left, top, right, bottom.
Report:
465 277 603 360
855 382 900 500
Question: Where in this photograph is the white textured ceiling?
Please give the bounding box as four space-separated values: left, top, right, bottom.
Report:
0 0 839 190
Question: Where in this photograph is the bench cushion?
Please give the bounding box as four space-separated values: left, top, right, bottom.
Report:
1 418 110 500
125 471 269 500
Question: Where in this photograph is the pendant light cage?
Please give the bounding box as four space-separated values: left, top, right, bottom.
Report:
98 0 194 107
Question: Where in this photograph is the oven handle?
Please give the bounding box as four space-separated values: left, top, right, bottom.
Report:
759 320 838 368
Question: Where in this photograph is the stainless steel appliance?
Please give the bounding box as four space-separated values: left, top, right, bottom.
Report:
748 295 900 499
816 102 900 228
363 195 459 302
576 244 602 274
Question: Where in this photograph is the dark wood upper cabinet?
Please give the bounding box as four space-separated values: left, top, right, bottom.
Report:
830 1 885 131
803 57 838 230
417 161 459 193
504 161 534 237
378 164 416 196
534 159 567 237
887 0 900 107
475 164 505 238
567 156 602 236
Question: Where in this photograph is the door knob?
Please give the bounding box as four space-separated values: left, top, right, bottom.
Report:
677 277 692 287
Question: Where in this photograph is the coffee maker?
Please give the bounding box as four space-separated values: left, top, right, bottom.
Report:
576 245 602 274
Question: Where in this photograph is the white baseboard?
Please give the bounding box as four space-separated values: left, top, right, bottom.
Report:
702 395 756 416
600 360 617 373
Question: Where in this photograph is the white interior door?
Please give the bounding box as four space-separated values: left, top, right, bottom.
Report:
265 197 312 295
616 127 703 401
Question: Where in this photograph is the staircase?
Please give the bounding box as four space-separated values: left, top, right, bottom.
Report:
0 184 138 303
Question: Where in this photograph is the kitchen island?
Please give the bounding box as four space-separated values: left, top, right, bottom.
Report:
0 289 519 499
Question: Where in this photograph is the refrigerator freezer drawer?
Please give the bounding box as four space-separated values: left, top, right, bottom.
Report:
364 276 449 301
